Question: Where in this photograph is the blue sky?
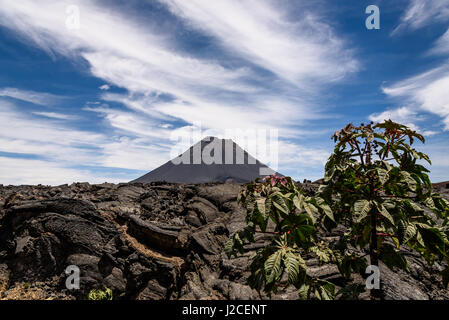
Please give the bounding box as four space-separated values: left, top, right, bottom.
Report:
0 0 448 185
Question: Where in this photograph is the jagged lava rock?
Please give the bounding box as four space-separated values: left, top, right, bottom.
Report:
0 182 448 300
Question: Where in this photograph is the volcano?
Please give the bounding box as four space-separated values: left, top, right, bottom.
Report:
132 137 279 184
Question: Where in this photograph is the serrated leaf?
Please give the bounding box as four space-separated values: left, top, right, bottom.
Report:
353 200 371 223
256 198 266 216
397 219 406 243
284 252 306 284
378 204 394 225
272 194 289 214
401 171 417 191
310 245 333 263
293 194 304 211
380 244 408 271
264 249 284 284
415 230 425 246
315 282 335 300
303 202 318 224
317 198 335 222
404 224 417 243
377 168 389 185
298 283 310 300
424 197 436 210
324 166 336 182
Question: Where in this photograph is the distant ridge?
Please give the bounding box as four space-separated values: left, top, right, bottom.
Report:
132 137 279 184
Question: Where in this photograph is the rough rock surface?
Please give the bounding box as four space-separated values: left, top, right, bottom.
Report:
0 181 448 300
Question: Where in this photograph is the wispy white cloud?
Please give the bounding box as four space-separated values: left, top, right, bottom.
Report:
0 100 103 162
0 0 359 183
100 137 170 171
32 111 78 120
422 130 439 137
382 65 449 131
0 100 102 148
0 0 356 115
0 99 170 183
278 140 329 167
366 1 449 178
431 28 449 56
369 106 420 130
0 1 253 93
369 106 440 136
392 0 449 35
158 0 359 86
0 87 63 106
0 0 317 131
84 104 173 139
0 156 130 185
380 1 449 132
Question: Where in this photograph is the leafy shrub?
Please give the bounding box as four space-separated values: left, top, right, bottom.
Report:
320 120 449 298
226 121 449 299
225 174 341 299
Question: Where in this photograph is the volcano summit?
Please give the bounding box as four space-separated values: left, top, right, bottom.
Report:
132 137 278 184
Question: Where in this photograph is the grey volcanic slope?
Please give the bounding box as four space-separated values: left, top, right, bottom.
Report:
132 137 279 184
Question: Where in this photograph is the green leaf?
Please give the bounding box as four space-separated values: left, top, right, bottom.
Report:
264 249 284 284
380 244 408 271
298 283 310 300
317 198 335 222
88 287 113 300
324 166 335 183
424 197 436 210
378 203 394 225
272 194 289 215
401 171 417 191
303 202 318 224
284 251 306 284
310 245 334 263
353 200 371 223
337 254 367 279
256 198 266 216
397 219 406 243
404 223 417 243
315 282 335 300
415 230 425 246
293 194 303 211
392 236 400 249
377 168 389 185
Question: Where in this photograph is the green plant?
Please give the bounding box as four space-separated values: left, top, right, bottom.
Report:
226 120 449 300
225 174 341 299
88 287 113 300
319 120 449 299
